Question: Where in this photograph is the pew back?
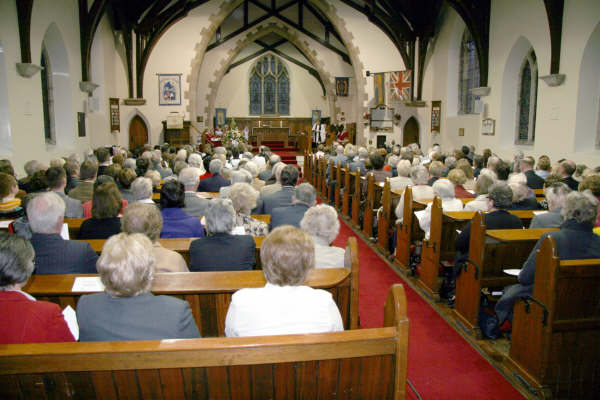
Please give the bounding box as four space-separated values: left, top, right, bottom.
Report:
25 238 360 337
508 236 600 399
0 284 409 400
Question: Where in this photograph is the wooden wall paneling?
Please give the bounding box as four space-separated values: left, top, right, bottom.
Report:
90 371 117 400
0 375 22 399
158 368 185 400
316 359 340 400
206 367 230 400
181 367 209 400
17 374 47 399
228 365 252 400
113 370 140 400
136 369 164 400
273 363 295 398
338 358 361 399
295 361 318 399
250 364 274 400
198 294 219 337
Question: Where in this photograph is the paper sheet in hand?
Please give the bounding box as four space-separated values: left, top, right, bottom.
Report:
503 269 521 276
231 226 246 235
72 277 105 292
533 211 548 215
0 220 14 228
62 305 79 340
60 223 69 240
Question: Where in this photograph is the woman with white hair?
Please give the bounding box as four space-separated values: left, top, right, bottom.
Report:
529 183 570 228
144 169 162 192
300 204 344 268
224 226 343 337
389 159 413 191
228 182 269 236
189 198 256 271
77 233 200 341
131 177 155 204
241 161 264 192
417 179 463 239
394 165 434 221
187 153 206 175
495 190 600 326
121 203 188 272
508 180 539 210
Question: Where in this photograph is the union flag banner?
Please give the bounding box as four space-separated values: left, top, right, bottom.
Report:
386 70 412 102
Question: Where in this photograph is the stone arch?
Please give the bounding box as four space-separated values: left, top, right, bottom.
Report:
41 22 74 151
124 108 152 146
499 36 536 148
202 23 337 125
185 0 369 144
574 21 600 152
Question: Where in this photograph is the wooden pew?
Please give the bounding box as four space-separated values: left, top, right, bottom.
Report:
362 174 376 237
65 215 271 237
334 162 342 210
80 236 264 266
377 179 392 253
341 166 352 218
0 284 408 400
351 170 361 227
26 237 360 337
303 152 312 185
326 160 335 201
394 187 426 273
453 212 557 338
506 236 600 399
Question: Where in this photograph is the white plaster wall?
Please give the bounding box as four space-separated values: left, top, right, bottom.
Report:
0 0 88 176
214 54 329 117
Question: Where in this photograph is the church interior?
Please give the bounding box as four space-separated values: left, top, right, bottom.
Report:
1 0 600 399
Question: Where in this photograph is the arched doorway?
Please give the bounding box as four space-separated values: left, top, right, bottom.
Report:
129 115 148 150
403 117 419 146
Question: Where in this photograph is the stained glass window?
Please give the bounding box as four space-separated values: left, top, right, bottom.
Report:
458 29 480 114
516 49 537 145
249 54 289 115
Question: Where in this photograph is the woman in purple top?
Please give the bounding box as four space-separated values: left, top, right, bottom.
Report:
160 180 205 238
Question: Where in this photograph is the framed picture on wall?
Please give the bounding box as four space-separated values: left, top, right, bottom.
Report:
215 108 227 128
431 100 441 133
482 118 495 135
158 74 182 106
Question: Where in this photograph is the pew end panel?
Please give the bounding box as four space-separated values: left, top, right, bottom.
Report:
377 179 392 254
418 197 443 300
0 285 409 400
341 166 351 218
507 236 600 399
395 186 413 271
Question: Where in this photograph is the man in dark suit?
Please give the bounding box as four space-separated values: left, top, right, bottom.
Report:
259 165 299 214
520 156 545 189
68 160 97 203
27 192 98 274
270 183 316 230
189 199 255 271
558 160 579 191
258 154 281 182
198 158 231 192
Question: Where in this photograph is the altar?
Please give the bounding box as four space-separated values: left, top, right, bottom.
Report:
251 127 291 147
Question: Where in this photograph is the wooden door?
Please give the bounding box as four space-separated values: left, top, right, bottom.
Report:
403 117 419 146
129 115 148 150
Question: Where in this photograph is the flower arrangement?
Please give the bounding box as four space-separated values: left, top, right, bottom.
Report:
222 118 247 147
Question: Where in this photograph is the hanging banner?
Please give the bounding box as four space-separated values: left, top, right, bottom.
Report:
373 73 385 105
431 100 441 133
335 77 349 96
387 70 412 102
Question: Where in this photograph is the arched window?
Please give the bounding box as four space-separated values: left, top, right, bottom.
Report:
40 46 55 144
516 49 538 145
458 29 480 114
249 55 289 115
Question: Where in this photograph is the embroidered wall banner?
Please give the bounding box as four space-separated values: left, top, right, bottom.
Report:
373 73 385 105
158 74 181 106
336 77 349 97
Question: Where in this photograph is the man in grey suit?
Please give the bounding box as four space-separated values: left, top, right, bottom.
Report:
27 192 98 274
180 167 210 217
529 183 570 228
77 233 200 341
259 162 285 198
46 166 83 218
270 183 316 229
260 165 299 214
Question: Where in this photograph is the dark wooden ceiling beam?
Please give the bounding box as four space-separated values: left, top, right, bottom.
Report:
543 0 564 74
15 0 34 63
304 1 344 43
270 48 326 96
79 0 108 82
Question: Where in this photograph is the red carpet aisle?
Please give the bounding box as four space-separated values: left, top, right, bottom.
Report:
332 219 524 400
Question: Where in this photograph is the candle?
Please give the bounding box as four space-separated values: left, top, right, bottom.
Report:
280 120 282 127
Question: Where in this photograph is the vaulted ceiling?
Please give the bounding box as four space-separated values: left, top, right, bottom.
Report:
16 0 565 100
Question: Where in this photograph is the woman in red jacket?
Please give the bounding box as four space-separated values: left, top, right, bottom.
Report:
0 232 75 344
